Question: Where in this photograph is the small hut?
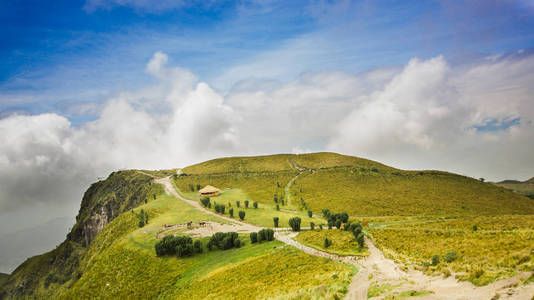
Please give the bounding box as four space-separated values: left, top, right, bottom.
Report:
199 185 221 197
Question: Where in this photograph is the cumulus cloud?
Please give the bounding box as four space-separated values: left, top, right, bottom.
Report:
1 51 534 272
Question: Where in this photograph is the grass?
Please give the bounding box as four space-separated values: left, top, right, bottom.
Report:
367 282 396 298
295 229 369 257
182 154 296 174
292 167 534 216
182 188 322 228
62 183 353 299
368 215 534 286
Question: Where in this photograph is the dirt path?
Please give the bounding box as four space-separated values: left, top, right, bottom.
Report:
152 173 534 300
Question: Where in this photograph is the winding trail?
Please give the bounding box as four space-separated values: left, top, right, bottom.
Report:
150 172 534 300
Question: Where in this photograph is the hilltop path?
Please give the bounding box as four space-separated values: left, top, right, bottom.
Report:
152 173 534 300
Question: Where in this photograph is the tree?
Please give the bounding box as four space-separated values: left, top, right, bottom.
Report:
196 184 201 191
189 184 195 192
319 224 323 230
310 222 315 230
289 217 301 231
253 201 258 209
173 173 178 180
236 201 240 208
200 197 210 207
274 194 278 203
153 194 156 200
276 204 280 211
431 255 440 266
281 199 285 206
229 208 234 217
322 208 330 218
239 210 245 220
138 209 147 227
308 210 313 218
245 200 249 208
250 232 258 243
335 220 341 229
273 217 279 227
479 178 485 182
324 238 332 248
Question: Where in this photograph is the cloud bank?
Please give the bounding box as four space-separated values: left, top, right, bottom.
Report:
1 51 533 271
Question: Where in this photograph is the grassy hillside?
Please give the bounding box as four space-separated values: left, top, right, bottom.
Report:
493 177 534 199
2 170 353 299
368 215 534 285
1 170 162 299
0 273 8 287
177 152 534 216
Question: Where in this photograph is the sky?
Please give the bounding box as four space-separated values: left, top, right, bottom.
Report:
1 0 534 273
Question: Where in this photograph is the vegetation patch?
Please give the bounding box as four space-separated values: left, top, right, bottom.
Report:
295 230 369 256
369 216 534 285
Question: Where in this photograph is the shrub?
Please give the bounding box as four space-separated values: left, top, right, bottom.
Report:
472 225 478 231
137 209 148 227
324 238 332 248
229 208 234 217
319 224 323 230
155 235 194 257
328 222 332 229
431 255 440 266
289 217 301 231
273 217 279 227
214 204 226 214
250 232 258 243
193 240 203 253
257 228 275 242
236 201 240 208
308 210 313 218
335 220 341 229
245 200 249 208
344 221 351 231
253 201 258 209
196 184 201 191
356 233 364 249
273 194 278 203
189 184 195 192
234 239 242 248
444 251 457 263
281 199 285 205
239 210 245 220
276 204 280 211
310 222 315 230
322 208 330 217
200 197 210 207
208 232 240 251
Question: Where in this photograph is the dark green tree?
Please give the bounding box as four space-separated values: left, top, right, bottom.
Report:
308 210 313 218
239 210 245 220
244 200 249 208
289 217 301 231
273 217 279 227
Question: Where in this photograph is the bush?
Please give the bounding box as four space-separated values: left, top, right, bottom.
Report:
444 251 457 263
155 235 194 257
137 209 148 227
257 228 275 242
253 201 258 209
200 197 210 207
308 210 313 218
319 224 323 230
214 204 226 214
344 221 351 231
189 184 195 192
322 208 330 217
289 217 301 231
250 232 258 243
324 238 332 248
431 254 440 266
239 210 245 220
208 232 240 251
276 204 280 211
273 217 279 227
472 225 478 231
234 239 242 248
281 199 285 205
335 220 341 229
245 200 249 208
196 184 201 191
194 240 203 253
356 233 364 249
273 194 278 203
236 201 240 208
229 208 234 217
310 222 315 230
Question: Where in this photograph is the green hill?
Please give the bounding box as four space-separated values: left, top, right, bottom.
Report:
177 152 534 216
493 176 534 199
1 167 351 299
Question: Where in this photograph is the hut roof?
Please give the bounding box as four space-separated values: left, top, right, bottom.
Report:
199 185 220 193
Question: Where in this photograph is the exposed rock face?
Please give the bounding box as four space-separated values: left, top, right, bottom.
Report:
83 206 111 246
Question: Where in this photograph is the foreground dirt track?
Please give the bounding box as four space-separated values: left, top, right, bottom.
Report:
154 174 534 300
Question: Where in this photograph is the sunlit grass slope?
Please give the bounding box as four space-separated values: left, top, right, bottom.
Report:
64 192 352 299
368 215 534 286
178 152 534 216
295 229 369 257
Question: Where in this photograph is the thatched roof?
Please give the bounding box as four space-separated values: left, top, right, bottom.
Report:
199 185 220 193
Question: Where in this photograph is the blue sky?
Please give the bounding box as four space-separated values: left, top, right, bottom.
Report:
2 0 533 125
